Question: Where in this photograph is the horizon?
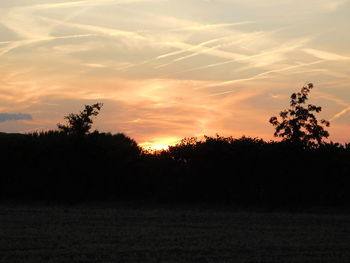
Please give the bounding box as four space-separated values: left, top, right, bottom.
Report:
1 0 350 149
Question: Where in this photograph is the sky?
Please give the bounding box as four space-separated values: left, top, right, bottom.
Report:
1 0 350 149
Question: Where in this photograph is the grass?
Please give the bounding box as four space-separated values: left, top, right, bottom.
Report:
0 203 350 262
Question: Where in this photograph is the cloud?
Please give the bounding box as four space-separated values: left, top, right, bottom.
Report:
0 34 95 57
170 21 255 32
202 60 324 91
0 1 99 56
167 37 311 77
0 113 33 123
303 48 350 61
32 0 165 9
314 90 349 107
83 63 107 68
157 36 231 60
38 17 146 40
321 0 349 11
329 106 350 122
0 0 152 58
217 0 349 12
155 33 263 68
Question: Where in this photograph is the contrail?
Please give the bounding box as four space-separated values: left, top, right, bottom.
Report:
0 34 95 57
30 1 88 9
156 41 247 66
115 31 261 71
156 37 254 69
208 60 324 88
39 16 146 40
303 48 350 61
169 38 311 77
169 21 256 32
156 36 230 60
156 25 259 61
0 0 150 57
329 106 350 122
206 60 324 96
28 0 162 10
154 39 243 69
317 90 350 122
0 1 94 56
172 38 252 63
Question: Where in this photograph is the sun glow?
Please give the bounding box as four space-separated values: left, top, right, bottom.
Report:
140 137 180 152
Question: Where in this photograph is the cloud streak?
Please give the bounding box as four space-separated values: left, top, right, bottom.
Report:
0 34 95 57
329 106 350 122
205 60 324 96
303 48 350 61
169 21 256 32
155 32 264 69
0 113 33 123
166 37 311 77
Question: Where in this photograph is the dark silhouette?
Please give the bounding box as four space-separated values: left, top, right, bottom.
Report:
57 103 103 135
269 83 330 148
1 99 350 208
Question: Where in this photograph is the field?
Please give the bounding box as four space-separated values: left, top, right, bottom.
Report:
1 203 350 263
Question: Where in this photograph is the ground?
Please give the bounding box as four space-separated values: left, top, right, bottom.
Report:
0 203 350 262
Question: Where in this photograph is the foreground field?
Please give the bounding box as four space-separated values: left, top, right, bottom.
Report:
0 203 350 263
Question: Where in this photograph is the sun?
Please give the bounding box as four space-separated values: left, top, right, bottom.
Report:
140 137 180 152
148 144 170 151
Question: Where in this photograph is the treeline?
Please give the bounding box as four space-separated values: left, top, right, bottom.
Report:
1 131 350 207
0 131 141 202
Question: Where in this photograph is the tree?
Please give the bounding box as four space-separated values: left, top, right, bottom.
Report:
57 103 103 135
269 83 330 147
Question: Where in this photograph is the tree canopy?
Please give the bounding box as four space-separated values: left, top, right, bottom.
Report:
269 83 330 147
57 103 103 135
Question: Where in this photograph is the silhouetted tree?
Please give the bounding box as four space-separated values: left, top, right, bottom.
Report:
57 103 103 135
269 83 330 147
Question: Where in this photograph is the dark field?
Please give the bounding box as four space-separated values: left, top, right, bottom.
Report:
1 204 350 263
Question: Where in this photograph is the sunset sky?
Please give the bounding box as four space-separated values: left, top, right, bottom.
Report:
1 0 350 149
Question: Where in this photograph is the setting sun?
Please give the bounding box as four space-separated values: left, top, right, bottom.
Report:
139 137 181 151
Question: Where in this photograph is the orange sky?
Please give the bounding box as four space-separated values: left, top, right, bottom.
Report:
1 0 350 149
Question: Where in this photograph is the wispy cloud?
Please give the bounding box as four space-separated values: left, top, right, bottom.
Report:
204 60 324 96
0 34 95 57
25 0 164 10
167 37 311 76
330 106 350 122
0 1 97 56
0 0 152 58
84 63 106 68
159 41 246 61
321 0 349 11
155 36 248 69
37 16 146 40
0 113 32 123
155 32 267 69
170 21 255 32
157 36 232 60
303 48 350 61
314 90 350 122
